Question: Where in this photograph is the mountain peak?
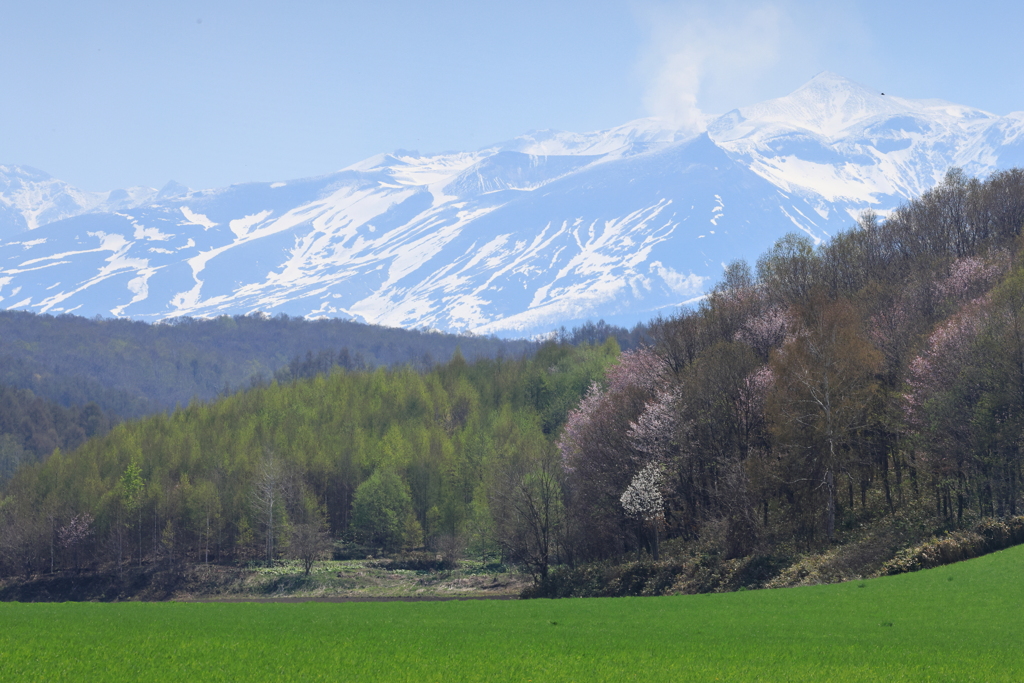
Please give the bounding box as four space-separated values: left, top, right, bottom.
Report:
738 71 901 138
0 165 53 183
800 70 871 90
790 71 887 108
157 180 190 199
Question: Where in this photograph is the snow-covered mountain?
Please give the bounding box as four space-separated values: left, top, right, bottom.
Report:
0 165 160 237
2 72 1022 336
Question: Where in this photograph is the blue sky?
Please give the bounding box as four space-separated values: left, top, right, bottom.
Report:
3 0 1022 191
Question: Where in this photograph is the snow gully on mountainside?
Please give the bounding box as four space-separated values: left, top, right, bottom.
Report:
0 72 1022 336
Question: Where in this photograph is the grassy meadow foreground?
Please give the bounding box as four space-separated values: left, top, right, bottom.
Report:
2 545 1022 682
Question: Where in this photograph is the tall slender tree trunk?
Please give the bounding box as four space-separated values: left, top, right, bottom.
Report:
205 510 211 565
650 520 660 562
825 468 836 542
49 515 55 574
137 508 143 567
266 502 274 567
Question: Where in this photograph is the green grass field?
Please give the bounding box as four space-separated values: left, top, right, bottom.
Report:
2 545 1022 682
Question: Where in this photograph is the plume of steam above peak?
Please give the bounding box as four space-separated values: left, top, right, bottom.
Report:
639 1 785 133
645 48 707 134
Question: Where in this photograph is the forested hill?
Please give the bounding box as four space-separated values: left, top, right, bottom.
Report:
5 167 1024 592
547 167 1024 587
0 339 619 576
0 312 542 486
0 384 113 484
0 303 643 490
0 312 540 419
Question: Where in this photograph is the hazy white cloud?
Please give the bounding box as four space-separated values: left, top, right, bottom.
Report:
636 1 875 128
638 1 784 129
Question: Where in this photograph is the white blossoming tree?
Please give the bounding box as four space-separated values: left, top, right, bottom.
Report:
620 463 664 560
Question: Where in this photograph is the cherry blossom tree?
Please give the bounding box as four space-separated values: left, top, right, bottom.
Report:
932 253 1008 303
620 463 665 560
735 306 791 362
559 349 666 559
627 388 682 462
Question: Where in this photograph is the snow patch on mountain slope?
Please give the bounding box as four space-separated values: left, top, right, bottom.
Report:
650 261 706 296
229 210 273 239
31 232 152 314
179 207 218 229
131 219 174 241
110 266 159 317
748 155 897 203
168 185 419 316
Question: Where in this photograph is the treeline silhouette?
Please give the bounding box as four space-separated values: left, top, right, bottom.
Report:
0 311 553 417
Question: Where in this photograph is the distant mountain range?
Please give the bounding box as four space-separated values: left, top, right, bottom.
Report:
2 72 1023 336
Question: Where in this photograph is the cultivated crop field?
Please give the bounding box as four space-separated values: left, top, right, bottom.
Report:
2 546 1022 682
